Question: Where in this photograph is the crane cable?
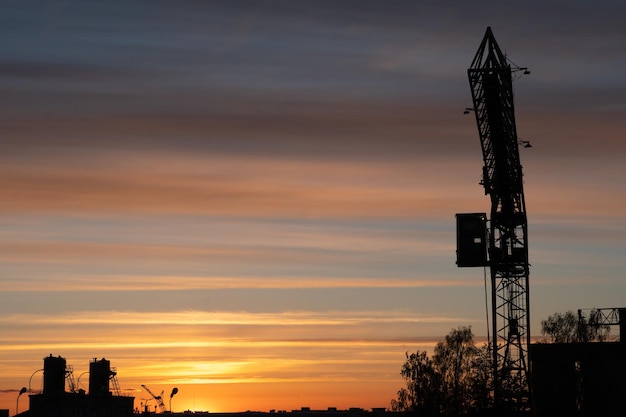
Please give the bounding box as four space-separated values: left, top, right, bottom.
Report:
483 265 490 345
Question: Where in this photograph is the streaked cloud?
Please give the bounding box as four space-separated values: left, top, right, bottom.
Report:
0 309 469 327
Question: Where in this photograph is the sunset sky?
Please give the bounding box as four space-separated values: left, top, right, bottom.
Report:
1 0 625 414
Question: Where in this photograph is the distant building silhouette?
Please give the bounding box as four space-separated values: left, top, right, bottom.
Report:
20 355 134 417
530 308 626 417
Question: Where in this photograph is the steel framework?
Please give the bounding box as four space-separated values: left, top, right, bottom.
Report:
467 27 530 409
578 307 626 341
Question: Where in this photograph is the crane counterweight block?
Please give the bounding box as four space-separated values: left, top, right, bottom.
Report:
456 213 489 267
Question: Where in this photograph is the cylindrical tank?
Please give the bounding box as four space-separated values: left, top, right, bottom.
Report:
89 358 111 396
43 354 66 395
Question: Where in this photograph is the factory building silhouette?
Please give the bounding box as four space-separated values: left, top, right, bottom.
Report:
18 355 134 417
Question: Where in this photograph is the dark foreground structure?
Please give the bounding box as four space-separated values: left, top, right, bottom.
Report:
530 309 626 417
531 342 626 417
20 355 134 417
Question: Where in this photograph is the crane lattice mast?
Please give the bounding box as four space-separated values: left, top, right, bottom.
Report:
464 26 531 409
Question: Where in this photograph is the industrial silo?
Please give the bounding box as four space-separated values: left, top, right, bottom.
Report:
88 358 111 396
43 354 66 395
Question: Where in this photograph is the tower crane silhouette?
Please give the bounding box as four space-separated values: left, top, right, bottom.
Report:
457 26 532 412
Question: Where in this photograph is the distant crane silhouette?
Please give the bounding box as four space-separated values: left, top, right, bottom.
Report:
141 384 166 413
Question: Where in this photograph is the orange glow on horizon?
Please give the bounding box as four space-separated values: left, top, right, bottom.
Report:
0 333 448 413
125 381 402 413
